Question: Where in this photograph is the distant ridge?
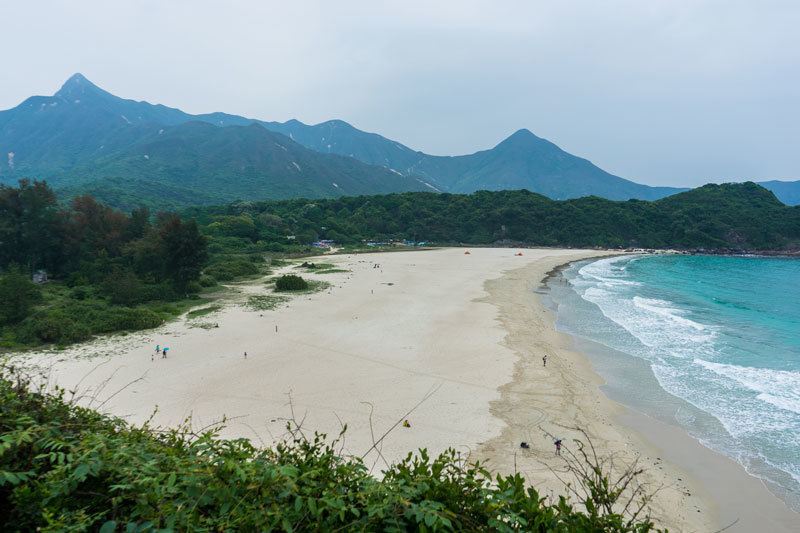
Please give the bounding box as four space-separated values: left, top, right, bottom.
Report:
1 74 797 207
0 74 429 207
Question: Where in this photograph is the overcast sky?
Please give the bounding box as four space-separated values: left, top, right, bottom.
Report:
1 0 798 186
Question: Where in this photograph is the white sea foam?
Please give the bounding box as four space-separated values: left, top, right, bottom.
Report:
632 297 710 332
574 262 715 354
564 255 800 508
696 360 800 416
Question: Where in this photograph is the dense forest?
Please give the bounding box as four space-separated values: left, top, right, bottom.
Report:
187 182 800 251
0 180 208 347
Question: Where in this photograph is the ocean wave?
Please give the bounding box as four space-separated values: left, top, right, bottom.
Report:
577 289 715 352
560 255 800 510
696 360 800 416
632 297 711 332
575 256 643 288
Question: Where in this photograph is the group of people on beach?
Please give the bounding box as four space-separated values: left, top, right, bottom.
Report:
519 438 562 455
153 344 170 360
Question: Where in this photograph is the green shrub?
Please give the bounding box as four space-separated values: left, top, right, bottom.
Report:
101 270 144 306
274 274 309 291
185 281 203 295
204 258 260 282
139 282 178 302
18 312 92 344
0 371 659 532
198 275 218 287
69 285 91 300
95 307 163 332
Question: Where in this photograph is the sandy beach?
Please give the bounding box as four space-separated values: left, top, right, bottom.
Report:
11 248 797 531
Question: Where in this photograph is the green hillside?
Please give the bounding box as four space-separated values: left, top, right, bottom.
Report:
0 76 429 205
188 182 800 251
69 121 429 206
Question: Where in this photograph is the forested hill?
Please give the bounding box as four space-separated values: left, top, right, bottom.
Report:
188 182 800 251
0 75 430 204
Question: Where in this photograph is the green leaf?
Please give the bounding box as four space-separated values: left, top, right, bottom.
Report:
99 521 117 533
74 463 90 479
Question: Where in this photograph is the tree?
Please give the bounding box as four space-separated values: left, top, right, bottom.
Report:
156 215 208 293
124 206 151 241
0 180 64 272
102 268 143 306
0 266 41 324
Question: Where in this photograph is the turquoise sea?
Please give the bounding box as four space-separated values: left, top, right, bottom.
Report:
546 254 800 511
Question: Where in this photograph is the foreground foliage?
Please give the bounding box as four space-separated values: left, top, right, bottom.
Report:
0 372 658 532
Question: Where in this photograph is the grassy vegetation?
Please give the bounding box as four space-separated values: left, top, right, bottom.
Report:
203 255 269 282
315 268 349 274
305 279 333 293
245 295 289 311
296 261 349 274
0 370 660 531
185 304 222 319
0 281 208 350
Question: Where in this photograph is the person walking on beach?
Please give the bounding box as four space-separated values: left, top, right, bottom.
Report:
542 354 548 367
554 438 562 455
155 344 161 355
162 346 169 359
244 351 247 359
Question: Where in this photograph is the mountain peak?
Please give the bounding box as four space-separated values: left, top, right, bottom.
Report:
55 73 108 100
494 128 546 150
508 128 539 141
66 72 89 84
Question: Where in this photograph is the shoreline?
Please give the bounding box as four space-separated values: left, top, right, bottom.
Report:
528 257 800 531
475 257 713 532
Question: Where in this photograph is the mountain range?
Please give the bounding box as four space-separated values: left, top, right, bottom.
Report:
1 73 798 208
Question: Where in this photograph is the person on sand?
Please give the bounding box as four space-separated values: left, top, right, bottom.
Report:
244 351 247 359
155 344 160 355
162 346 169 359
554 438 562 455
542 354 547 367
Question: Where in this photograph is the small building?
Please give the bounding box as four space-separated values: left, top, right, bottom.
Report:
32 270 48 284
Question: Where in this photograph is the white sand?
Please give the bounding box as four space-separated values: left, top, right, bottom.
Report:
13 247 797 531
19 248 586 465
